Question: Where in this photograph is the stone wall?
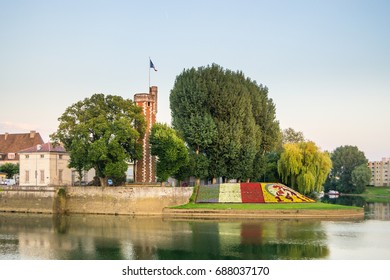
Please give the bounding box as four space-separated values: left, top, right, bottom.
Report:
0 186 193 215
0 187 55 214
65 186 193 215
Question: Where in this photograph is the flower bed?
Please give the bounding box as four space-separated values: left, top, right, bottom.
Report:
195 183 315 203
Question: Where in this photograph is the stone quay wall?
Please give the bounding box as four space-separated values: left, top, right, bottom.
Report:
0 186 193 215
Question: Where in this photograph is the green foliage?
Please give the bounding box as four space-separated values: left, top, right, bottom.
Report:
57 187 67 197
150 123 189 183
0 163 19 179
351 164 371 194
327 145 368 194
282 128 305 144
278 141 332 194
170 64 280 181
52 94 146 186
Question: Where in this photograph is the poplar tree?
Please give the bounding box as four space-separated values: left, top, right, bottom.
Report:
170 64 280 183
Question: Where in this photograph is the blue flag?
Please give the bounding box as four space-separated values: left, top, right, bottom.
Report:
149 59 157 71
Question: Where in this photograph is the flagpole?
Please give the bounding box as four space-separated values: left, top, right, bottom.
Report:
148 57 151 89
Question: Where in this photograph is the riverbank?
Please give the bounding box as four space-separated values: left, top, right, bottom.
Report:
360 186 390 203
164 201 364 219
0 186 193 215
0 185 364 219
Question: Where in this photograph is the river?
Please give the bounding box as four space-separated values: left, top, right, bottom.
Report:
0 200 389 260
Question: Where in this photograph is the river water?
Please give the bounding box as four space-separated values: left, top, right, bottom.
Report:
0 200 389 260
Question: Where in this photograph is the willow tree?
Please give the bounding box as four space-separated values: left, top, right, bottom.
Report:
52 94 146 186
278 141 332 194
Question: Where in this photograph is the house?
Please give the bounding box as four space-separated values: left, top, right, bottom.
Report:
18 142 72 186
0 131 44 165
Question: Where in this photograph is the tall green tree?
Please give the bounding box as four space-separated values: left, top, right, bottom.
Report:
170 64 279 182
328 145 369 193
0 163 19 179
351 164 372 194
150 123 189 186
278 141 332 195
51 94 146 186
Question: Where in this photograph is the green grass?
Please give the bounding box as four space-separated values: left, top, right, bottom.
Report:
358 186 390 203
363 186 390 196
171 201 361 210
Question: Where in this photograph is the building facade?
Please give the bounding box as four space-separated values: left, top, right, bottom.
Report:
133 86 157 183
368 158 390 186
18 143 72 186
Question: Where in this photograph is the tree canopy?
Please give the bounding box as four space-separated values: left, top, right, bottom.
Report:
51 94 146 186
0 163 19 179
170 64 280 182
326 145 369 193
150 123 188 185
277 141 332 195
282 128 305 144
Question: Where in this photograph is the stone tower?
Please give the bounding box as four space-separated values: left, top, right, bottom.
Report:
134 86 158 183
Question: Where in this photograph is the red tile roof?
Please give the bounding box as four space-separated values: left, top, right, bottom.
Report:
18 142 67 153
0 131 44 161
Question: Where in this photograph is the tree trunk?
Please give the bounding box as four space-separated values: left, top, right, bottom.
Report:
212 178 217 184
161 181 166 187
99 177 107 187
195 178 200 186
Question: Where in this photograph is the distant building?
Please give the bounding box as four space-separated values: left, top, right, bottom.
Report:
18 142 72 186
133 86 157 183
0 131 44 165
368 158 390 186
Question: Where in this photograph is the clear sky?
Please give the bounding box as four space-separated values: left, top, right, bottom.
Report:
0 0 389 161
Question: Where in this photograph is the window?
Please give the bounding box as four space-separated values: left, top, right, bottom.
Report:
40 154 44 158
59 169 63 183
25 171 30 183
8 153 15 159
25 155 29 159
59 155 63 159
40 170 45 183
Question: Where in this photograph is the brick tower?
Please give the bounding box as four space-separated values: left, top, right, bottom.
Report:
134 86 157 183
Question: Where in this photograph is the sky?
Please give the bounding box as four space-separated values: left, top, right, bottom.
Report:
0 0 389 161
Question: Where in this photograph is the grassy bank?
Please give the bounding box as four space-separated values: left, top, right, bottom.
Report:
171 201 361 211
358 186 390 203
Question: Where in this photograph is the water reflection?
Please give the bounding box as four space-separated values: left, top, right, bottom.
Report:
321 195 390 221
366 203 390 220
0 213 329 260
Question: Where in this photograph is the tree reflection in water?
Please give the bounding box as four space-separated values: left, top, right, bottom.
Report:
1 213 330 260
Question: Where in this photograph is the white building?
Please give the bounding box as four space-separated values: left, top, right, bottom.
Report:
18 143 72 186
368 158 390 187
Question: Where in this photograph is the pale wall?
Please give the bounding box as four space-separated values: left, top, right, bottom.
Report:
0 186 193 215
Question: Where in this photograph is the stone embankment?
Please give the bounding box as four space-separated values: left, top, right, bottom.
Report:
0 186 193 215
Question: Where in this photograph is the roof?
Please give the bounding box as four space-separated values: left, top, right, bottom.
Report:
0 131 44 160
18 142 67 154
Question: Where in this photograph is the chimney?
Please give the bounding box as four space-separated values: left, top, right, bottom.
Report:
30 130 36 138
5 132 8 140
